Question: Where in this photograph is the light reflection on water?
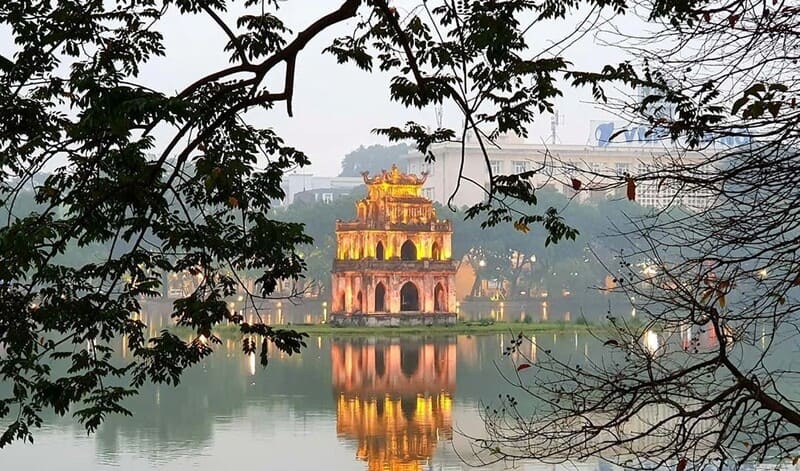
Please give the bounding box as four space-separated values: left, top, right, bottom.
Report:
0 331 710 471
135 298 583 328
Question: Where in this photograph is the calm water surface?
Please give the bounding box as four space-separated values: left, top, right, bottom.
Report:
1 333 603 471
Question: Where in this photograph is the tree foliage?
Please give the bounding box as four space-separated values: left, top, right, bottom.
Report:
277 186 645 306
338 143 409 177
272 187 366 296
0 0 584 444
0 0 362 445
4 0 797 462
458 0 800 468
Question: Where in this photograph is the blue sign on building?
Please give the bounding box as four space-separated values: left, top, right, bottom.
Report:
594 122 753 148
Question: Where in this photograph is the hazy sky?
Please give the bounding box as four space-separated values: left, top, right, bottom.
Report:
2 1 630 177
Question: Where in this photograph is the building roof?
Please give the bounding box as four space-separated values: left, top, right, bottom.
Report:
362 164 428 186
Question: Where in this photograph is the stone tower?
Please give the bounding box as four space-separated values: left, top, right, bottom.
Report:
330 164 457 326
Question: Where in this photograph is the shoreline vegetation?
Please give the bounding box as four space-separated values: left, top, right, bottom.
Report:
173 320 611 337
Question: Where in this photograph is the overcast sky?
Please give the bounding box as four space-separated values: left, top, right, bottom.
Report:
2 1 632 177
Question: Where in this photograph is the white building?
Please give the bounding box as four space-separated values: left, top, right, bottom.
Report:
279 173 363 206
405 130 715 211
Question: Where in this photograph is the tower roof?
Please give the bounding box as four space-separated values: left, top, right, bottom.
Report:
362 164 428 186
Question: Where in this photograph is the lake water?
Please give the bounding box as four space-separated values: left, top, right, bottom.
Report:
136 297 594 327
0 333 606 471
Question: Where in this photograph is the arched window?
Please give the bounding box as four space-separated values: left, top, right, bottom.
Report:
356 291 363 313
400 240 417 260
374 282 386 312
400 282 419 311
431 242 441 260
434 283 446 312
376 241 385 260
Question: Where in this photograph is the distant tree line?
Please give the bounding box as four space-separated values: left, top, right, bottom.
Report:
4 175 652 315
338 143 410 177
274 185 654 313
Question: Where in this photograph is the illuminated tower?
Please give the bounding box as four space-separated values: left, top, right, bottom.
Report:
330 164 457 326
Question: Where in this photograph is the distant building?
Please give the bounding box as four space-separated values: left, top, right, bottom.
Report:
405 131 715 211
330 164 457 326
292 187 358 205
279 173 363 206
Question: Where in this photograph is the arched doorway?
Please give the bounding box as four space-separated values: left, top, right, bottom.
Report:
374 282 386 312
400 282 419 311
400 240 417 260
375 241 385 260
356 291 363 313
434 283 446 311
432 242 441 260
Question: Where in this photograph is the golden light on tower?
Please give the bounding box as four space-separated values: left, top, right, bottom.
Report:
330 164 457 326
332 339 456 471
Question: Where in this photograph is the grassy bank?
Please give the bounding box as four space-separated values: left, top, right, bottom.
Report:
176 321 605 337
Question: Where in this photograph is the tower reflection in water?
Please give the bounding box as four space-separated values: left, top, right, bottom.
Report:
331 338 456 471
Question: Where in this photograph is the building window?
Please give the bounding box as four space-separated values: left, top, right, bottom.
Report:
409 162 419 174
401 240 417 260
513 160 528 174
417 162 434 176
322 192 334 203
615 162 630 176
489 160 503 175
422 187 435 200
